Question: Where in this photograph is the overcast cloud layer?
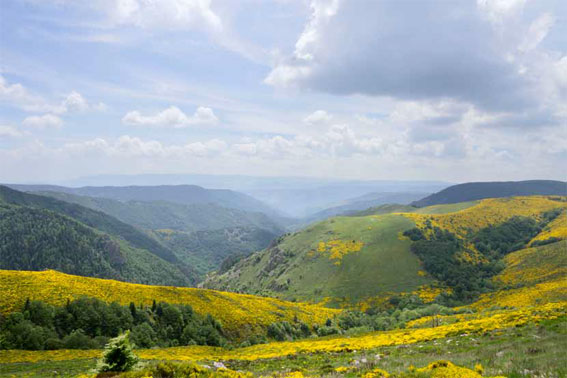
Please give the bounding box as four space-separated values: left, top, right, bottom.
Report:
0 0 565 183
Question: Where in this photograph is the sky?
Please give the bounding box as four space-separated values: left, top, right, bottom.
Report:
0 0 566 184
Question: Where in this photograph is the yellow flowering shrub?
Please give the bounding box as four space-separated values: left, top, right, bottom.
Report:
415 360 481 378
316 239 364 265
412 286 451 303
468 279 567 310
494 241 566 286
362 368 390 377
400 196 566 239
0 270 338 339
530 210 567 244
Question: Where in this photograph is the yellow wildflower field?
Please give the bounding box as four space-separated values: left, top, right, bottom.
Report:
0 270 338 339
494 240 567 286
530 210 567 244
399 196 566 238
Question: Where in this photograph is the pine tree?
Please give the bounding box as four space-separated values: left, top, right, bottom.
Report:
97 331 139 373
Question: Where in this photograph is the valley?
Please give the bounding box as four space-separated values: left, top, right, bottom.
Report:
0 180 565 377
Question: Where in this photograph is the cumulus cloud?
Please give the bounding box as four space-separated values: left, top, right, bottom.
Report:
303 110 332 124
122 106 218 127
1 75 105 116
61 91 89 112
265 0 566 118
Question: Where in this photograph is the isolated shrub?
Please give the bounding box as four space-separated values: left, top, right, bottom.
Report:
97 331 139 373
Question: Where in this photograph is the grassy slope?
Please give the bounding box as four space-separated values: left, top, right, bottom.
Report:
0 270 338 340
205 196 566 305
205 214 432 304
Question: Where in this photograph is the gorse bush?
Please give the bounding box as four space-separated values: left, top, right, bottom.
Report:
0 297 226 350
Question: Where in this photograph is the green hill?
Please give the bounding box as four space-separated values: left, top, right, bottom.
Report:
204 196 566 305
0 186 196 285
204 212 432 304
412 180 566 207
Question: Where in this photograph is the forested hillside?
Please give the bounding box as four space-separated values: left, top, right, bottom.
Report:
412 180 566 207
0 186 196 285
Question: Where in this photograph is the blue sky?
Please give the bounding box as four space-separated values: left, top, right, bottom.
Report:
1 0 565 183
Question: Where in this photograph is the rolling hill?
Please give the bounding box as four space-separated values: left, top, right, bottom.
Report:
204 196 567 305
0 186 196 285
33 190 285 234
7 184 282 218
412 180 566 207
0 269 338 340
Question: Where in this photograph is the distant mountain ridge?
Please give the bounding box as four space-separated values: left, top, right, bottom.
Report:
304 192 429 222
32 191 285 234
412 180 566 207
4 186 287 279
7 184 281 218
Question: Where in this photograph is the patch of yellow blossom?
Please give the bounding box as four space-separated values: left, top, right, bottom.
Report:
0 270 338 340
494 241 566 287
356 295 393 312
316 239 364 265
468 279 567 310
530 210 567 244
414 360 504 378
282 372 304 378
2 302 564 364
362 368 390 377
399 196 566 239
413 286 450 303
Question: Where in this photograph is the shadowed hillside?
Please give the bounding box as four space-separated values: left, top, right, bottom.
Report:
412 180 566 207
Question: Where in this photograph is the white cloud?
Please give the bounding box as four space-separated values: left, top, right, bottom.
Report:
122 106 218 127
303 110 332 124
0 125 24 138
22 114 63 129
518 13 554 52
0 75 54 113
106 0 223 33
62 91 89 112
0 75 105 115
